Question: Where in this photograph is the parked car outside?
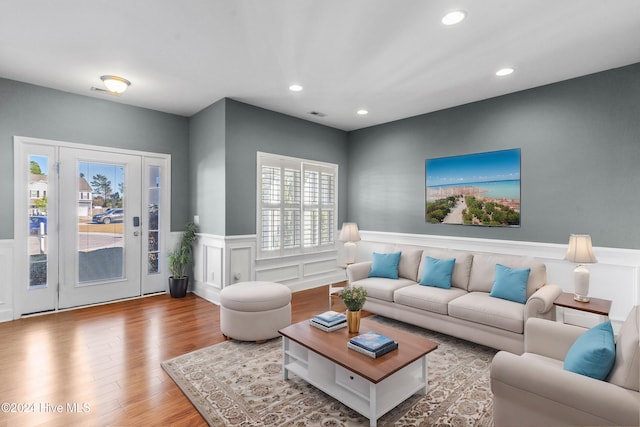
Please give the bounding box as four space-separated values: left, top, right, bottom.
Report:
29 216 47 234
92 209 124 224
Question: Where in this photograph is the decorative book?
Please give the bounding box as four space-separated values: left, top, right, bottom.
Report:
347 340 398 358
349 331 395 352
309 319 347 332
312 310 347 327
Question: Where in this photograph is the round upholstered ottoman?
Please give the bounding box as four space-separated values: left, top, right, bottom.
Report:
220 281 292 342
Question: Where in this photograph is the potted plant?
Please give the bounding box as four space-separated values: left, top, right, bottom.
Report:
339 286 367 333
168 221 198 298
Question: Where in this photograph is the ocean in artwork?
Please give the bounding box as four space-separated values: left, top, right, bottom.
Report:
427 179 520 202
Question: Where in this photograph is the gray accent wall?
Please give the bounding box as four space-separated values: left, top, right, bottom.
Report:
0 78 190 239
347 63 640 249
214 99 349 236
189 98 227 235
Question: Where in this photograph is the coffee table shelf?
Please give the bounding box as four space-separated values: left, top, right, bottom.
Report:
280 317 438 427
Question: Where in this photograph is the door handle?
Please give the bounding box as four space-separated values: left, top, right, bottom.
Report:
133 231 140 236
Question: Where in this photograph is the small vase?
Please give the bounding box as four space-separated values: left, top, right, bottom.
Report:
346 310 361 334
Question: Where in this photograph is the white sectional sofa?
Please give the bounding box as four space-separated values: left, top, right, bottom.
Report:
346 245 562 354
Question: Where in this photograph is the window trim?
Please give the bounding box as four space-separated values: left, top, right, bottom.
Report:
256 152 338 260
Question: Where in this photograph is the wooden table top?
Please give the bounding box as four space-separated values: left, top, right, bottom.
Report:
553 292 612 316
279 316 438 384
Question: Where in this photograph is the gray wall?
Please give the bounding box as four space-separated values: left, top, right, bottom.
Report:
0 78 191 238
347 63 640 249
189 98 227 235
223 99 349 236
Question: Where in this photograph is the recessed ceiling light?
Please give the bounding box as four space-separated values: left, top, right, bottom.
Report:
496 67 515 77
442 10 467 26
357 109 369 116
289 84 303 92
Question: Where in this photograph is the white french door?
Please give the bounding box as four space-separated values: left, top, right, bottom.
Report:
14 137 170 316
58 148 142 308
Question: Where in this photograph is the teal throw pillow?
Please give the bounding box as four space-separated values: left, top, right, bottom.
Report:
368 252 401 279
564 321 616 380
489 264 530 304
419 257 456 289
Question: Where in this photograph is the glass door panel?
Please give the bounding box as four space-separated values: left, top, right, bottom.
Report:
141 158 168 294
77 162 125 283
147 166 160 275
19 143 59 315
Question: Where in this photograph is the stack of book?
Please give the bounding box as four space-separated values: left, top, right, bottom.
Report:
347 331 398 358
309 310 347 332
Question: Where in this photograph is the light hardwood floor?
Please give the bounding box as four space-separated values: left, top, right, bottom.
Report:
0 285 350 426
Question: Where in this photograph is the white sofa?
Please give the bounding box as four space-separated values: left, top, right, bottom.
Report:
491 307 639 426
346 245 562 354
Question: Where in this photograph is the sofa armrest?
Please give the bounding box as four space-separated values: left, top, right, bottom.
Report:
524 318 586 359
525 283 561 320
346 261 372 284
491 351 640 427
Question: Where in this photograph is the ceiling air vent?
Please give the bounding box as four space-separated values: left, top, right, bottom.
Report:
308 111 327 118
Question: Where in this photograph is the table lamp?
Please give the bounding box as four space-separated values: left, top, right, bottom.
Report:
564 234 597 302
339 223 361 265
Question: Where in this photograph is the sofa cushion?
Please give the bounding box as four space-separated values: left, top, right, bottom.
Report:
468 253 546 299
564 321 616 380
607 305 639 391
352 277 415 302
489 264 531 304
417 248 473 290
419 256 456 289
394 284 467 315
369 252 401 279
397 249 423 281
448 292 525 333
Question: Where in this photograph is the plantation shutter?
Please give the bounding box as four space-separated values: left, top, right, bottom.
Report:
257 153 337 259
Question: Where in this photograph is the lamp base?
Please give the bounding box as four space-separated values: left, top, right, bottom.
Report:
573 294 590 303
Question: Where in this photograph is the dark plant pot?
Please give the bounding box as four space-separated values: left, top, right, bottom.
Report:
169 276 189 298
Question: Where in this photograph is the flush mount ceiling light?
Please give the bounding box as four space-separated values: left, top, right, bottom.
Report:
289 84 303 92
101 75 131 93
357 109 369 116
442 10 467 26
496 67 515 77
92 75 131 94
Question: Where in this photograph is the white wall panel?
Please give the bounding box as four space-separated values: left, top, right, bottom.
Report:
0 240 14 322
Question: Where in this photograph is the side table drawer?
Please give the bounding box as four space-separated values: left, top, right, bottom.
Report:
335 365 369 397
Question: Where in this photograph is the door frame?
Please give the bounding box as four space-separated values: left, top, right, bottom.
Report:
13 136 171 318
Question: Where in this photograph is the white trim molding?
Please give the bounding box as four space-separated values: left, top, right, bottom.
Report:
0 240 14 322
191 233 346 305
356 231 640 326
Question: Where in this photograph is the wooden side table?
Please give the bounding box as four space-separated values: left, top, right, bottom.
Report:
553 292 612 324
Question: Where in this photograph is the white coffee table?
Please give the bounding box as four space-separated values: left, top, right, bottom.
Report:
279 317 438 427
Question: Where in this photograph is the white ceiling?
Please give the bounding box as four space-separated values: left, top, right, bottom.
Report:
2 1 639 131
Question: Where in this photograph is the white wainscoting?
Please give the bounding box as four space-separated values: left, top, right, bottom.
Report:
356 231 640 327
191 233 347 305
0 240 14 322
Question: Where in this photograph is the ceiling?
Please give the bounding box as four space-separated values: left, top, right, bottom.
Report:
2 1 639 131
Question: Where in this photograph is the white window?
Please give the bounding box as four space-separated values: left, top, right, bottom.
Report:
257 152 337 258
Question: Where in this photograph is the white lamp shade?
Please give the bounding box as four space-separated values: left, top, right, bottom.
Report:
564 234 597 264
339 223 361 242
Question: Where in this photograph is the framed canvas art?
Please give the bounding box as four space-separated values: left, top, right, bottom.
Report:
426 148 521 227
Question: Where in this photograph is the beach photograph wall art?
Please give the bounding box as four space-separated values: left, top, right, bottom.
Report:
426 148 521 227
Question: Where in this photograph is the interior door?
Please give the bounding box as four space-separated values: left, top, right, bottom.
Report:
58 148 142 308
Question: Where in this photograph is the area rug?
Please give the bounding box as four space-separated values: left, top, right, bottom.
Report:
161 316 497 426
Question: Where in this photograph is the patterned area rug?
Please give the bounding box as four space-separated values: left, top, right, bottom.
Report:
161 316 497 426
